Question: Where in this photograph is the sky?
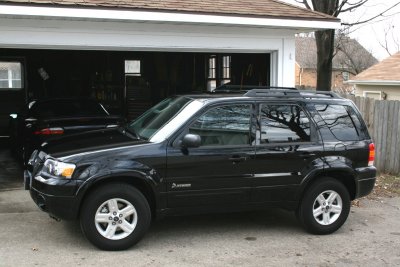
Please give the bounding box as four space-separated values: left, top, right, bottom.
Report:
282 0 400 61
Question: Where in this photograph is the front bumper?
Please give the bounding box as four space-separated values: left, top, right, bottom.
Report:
25 169 83 220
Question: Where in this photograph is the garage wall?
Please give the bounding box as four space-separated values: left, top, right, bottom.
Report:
0 17 296 87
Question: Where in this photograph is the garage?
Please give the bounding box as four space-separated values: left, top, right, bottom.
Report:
0 0 340 137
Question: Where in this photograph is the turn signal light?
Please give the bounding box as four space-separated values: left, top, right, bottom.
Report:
34 127 64 135
368 143 375 166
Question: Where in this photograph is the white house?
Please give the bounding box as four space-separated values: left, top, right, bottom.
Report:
0 0 340 136
347 52 400 100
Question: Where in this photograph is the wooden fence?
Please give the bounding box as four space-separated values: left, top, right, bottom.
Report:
340 94 400 174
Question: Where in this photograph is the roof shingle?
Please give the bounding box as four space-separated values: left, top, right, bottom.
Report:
352 52 400 81
1 0 338 21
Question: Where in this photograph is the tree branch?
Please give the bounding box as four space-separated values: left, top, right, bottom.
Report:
296 0 312 10
342 2 400 26
337 0 369 14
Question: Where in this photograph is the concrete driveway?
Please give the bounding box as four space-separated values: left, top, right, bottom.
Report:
0 188 399 266
0 150 399 266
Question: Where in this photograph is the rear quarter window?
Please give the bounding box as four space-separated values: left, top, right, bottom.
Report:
315 104 364 141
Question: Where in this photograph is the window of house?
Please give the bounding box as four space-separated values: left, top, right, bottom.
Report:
221 55 231 86
259 104 311 143
0 62 23 89
125 60 141 76
342 71 349 81
363 91 382 100
189 104 251 146
207 55 231 91
207 55 217 91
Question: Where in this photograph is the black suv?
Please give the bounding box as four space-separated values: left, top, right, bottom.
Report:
25 89 376 250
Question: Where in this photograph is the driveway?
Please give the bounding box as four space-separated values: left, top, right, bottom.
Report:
0 190 399 266
0 150 399 266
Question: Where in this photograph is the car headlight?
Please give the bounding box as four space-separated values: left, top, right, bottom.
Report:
43 159 76 179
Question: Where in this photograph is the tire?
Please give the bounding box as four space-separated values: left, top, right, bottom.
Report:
298 178 350 235
80 183 151 250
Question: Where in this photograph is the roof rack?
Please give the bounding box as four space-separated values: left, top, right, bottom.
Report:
243 89 341 99
211 84 341 99
213 84 297 93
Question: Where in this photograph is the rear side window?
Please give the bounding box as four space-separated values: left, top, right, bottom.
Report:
259 104 311 143
315 104 363 141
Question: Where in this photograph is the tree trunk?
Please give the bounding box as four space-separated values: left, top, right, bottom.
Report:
315 29 335 91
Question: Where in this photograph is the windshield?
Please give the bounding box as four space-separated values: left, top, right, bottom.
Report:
127 96 192 140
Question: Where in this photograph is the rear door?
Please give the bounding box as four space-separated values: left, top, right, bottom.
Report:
252 102 323 203
166 102 257 209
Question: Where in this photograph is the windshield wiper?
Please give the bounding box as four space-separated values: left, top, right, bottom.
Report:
121 125 140 140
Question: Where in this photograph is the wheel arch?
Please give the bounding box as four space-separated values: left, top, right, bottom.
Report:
299 169 357 203
77 175 157 219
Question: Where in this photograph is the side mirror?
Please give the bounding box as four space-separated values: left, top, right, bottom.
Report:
181 134 201 148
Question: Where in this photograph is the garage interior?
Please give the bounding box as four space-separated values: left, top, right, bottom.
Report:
1 49 270 125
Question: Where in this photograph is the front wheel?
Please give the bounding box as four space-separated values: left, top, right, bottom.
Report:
298 178 350 235
80 183 151 250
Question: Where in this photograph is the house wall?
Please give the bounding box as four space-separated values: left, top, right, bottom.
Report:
295 65 354 91
355 84 400 100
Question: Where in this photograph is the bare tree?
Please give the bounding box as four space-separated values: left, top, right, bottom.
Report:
377 21 400 56
296 0 400 91
334 34 378 75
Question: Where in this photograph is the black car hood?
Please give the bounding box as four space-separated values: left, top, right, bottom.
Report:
41 128 149 158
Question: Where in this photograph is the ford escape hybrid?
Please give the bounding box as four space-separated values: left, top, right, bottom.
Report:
25 89 376 250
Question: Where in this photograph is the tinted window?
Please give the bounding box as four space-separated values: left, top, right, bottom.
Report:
315 104 359 141
260 104 311 143
30 99 107 118
129 96 191 140
189 104 251 146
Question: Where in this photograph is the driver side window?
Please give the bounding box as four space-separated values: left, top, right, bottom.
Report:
189 104 252 146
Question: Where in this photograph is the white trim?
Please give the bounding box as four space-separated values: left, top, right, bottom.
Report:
150 100 205 143
0 5 340 30
363 91 382 100
253 172 300 178
347 80 400 86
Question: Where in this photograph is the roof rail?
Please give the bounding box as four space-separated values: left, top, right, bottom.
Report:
213 84 297 93
243 89 341 99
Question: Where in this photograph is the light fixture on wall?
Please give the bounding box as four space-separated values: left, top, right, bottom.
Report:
38 67 50 80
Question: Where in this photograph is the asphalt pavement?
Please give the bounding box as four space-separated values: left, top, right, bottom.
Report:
0 149 399 266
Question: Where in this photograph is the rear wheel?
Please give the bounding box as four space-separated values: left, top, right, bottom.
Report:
80 183 151 250
298 178 350 235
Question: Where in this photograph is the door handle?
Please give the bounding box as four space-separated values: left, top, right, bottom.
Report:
229 156 247 163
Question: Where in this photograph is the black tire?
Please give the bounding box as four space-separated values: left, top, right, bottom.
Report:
80 183 151 250
298 178 350 235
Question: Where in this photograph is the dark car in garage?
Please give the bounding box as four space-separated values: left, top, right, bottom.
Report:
9 98 124 162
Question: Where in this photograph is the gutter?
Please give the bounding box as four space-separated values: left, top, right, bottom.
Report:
346 80 400 86
0 5 341 30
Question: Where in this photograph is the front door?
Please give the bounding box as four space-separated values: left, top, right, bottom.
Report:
166 103 256 209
